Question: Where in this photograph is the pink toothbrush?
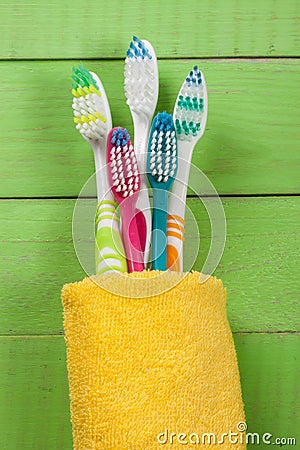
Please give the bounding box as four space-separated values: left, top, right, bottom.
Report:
107 127 144 273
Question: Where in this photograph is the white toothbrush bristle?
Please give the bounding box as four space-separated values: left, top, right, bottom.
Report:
72 67 107 142
147 112 178 185
124 59 155 115
124 37 157 116
109 128 140 199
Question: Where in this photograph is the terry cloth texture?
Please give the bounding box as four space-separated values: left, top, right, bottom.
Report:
62 271 246 449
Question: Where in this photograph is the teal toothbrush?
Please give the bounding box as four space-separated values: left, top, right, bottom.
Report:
147 112 178 270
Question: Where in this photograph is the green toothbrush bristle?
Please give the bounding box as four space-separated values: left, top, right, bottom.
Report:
182 120 188 131
177 95 204 113
192 97 198 110
175 118 201 137
178 95 184 109
185 96 192 108
175 119 182 134
72 65 99 90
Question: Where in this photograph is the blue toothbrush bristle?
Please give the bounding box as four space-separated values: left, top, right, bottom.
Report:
111 129 117 144
111 127 130 147
185 66 202 87
126 35 152 60
154 111 173 132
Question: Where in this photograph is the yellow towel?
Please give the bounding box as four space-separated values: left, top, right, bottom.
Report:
62 271 246 449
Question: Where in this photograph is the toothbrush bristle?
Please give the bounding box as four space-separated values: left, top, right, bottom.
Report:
148 112 177 184
71 65 107 141
124 36 155 115
109 127 140 199
126 36 152 60
72 65 99 90
174 66 205 141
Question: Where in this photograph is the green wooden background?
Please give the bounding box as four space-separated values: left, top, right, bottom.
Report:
0 1 299 449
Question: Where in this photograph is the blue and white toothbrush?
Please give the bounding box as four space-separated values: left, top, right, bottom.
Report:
147 112 177 270
124 36 159 268
167 66 208 272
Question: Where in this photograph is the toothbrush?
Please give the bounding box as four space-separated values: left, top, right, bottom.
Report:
147 112 178 270
167 66 208 272
124 36 159 267
72 65 127 274
107 127 144 273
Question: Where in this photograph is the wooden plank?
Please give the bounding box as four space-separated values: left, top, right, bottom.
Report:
234 333 300 445
190 196 300 333
0 59 299 197
0 199 86 336
0 0 299 59
0 197 299 335
0 337 72 450
0 334 298 449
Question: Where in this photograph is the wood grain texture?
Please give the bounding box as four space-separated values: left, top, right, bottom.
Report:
0 59 299 197
190 196 300 332
0 334 298 449
0 197 298 335
1 0 299 446
0 0 299 59
235 333 300 447
0 337 72 450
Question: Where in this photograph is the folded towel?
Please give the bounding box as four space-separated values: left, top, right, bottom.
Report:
62 271 246 449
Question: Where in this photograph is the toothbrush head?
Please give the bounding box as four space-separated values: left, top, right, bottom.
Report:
173 66 208 142
107 127 140 203
124 36 159 117
147 112 178 191
71 65 111 142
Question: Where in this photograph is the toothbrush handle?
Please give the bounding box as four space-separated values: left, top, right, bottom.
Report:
134 121 152 268
134 208 147 253
152 189 169 271
167 146 195 271
92 143 114 204
166 213 185 272
121 203 144 273
95 201 128 274
135 175 151 268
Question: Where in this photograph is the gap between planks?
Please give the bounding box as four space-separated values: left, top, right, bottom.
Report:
0 56 299 62
0 332 299 338
0 193 299 201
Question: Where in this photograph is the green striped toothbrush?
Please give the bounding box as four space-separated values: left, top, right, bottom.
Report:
72 65 127 274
